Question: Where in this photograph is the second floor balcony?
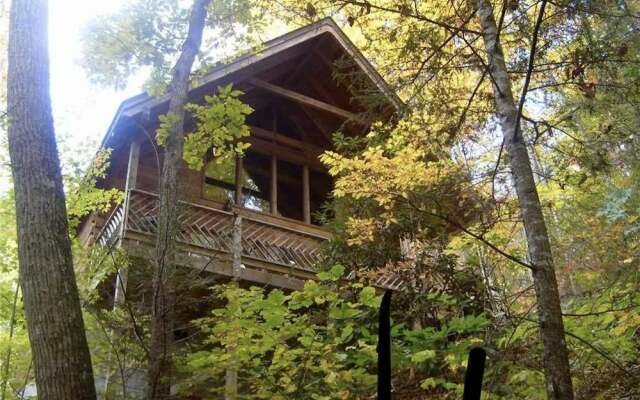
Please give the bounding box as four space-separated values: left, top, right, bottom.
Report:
81 188 333 290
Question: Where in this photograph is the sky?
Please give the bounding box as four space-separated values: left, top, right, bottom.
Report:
48 0 142 161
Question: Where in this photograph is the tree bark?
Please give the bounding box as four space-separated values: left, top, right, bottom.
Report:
474 1 574 399
7 1 97 398
146 1 211 398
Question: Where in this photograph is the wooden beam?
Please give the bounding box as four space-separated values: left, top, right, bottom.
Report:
243 136 325 171
270 110 279 216
124 141 141 192
295 103 338 142
284 35 327 86
303 165 311 224
270 155 278 215
249 125 325 156
114 140 141 306
248 78 364 123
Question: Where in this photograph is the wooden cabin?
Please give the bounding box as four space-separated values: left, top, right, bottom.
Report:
78 18 404 294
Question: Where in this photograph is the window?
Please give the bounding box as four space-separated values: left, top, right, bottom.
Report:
241 151 271 212
202 152 270 212
277 160 303 221
203 154 236 204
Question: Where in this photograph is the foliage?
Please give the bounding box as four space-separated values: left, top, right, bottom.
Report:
321 114 479 246
155 84 253 170
182 84 253 170
177 265 493 399
26 0 640 398
179 265 379 399
81 0 267 92
66 148 123 230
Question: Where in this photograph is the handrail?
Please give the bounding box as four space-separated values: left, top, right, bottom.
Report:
94 205 124 247
129 188 332 240
234 207 331 240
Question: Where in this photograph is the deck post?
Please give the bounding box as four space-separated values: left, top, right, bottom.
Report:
303 164 311 224
114 140 140 305
270 155 278 214
231 213 243 279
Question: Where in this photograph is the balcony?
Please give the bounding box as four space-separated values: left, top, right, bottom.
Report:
84 189 332 290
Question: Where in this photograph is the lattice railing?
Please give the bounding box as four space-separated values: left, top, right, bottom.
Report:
241 216 326 271
112 190 326 271
94 189 404 289
125 190 237 256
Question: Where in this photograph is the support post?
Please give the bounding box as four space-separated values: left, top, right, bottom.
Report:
270 156 278 215
302 165 311 224
114 140 140 305
105 140 140 399
231 213 242 279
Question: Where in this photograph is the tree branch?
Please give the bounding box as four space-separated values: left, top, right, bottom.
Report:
514 0 548 141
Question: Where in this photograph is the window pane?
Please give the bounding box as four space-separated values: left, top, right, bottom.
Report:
203 155 235 203
242 151 270 212
277 160 303 221
310 170 333 224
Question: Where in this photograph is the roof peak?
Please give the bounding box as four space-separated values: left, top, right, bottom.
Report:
102 18 401 148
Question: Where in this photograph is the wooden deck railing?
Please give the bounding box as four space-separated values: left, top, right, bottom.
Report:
93 189 404 290
96 205 125 248
97 189 329 272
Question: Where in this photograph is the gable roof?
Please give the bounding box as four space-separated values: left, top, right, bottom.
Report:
102 18 402 148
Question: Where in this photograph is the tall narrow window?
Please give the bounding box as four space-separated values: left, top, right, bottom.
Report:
202 151 270 212
203 154 236 204
277 160 303 221
242 151 270 212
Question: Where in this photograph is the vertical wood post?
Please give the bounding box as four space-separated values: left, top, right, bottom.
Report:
125 141 141 192
270 107 279 215
270 156 278 214
106 140 140 398
114 140 140 305
302 165 311 224
231 213 242 279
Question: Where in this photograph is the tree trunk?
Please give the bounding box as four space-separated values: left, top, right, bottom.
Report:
474 1 574 399
145 1 211 398
7 1 97 398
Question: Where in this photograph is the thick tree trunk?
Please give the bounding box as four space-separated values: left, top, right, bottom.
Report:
474 1 574 399
145 1 211 398
6 1 97 398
